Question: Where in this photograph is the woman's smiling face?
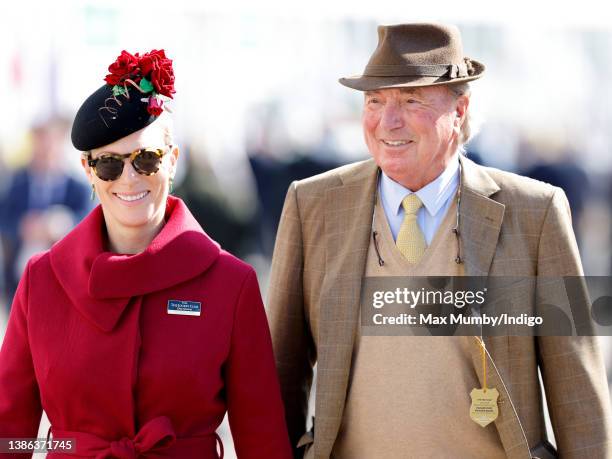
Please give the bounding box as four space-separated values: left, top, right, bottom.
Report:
82 120 178 243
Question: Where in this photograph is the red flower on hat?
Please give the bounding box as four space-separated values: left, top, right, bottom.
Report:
151 65 175 98
103 49 175 117
104 50 140 86
147 97 164 116
139 50 166 75
139 50 175 98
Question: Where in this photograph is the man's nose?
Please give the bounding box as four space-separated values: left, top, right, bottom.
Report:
380 103 403 130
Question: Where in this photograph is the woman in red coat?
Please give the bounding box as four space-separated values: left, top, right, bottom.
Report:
0 50 292 459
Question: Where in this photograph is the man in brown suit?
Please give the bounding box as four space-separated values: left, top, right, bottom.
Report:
268 23 612 458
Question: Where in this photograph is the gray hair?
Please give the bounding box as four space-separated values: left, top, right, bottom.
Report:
446 82 476 150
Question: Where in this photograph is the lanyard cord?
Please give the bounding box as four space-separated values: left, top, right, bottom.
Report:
372 168 385 266
474 336 487 391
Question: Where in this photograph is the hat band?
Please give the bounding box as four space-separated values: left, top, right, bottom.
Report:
364 63 468 78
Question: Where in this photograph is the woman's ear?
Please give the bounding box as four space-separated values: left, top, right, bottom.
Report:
169 145 179 176
81 154 94 182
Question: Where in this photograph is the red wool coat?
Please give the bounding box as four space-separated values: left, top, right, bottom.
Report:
0 196 292 459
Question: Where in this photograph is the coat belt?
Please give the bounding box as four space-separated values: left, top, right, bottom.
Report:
48 416 224 459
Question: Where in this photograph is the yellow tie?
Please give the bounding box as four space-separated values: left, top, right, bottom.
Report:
396 194 426 263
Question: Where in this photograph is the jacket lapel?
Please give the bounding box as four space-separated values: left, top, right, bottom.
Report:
459 156 505 277
315 160 378 458
460 157 531 458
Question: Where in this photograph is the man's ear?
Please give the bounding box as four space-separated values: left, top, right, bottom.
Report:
455 95 470 127
454 95 469 129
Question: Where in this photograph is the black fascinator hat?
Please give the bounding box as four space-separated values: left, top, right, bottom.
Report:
71 49 175 151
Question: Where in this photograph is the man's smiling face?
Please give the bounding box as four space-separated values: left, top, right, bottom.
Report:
362 85 468 191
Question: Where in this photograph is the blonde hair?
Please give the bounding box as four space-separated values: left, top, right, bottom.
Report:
155 111 174 146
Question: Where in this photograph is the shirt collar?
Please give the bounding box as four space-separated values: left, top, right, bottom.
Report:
379 154 460 217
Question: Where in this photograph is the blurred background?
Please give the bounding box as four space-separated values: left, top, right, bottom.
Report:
1 0 611 456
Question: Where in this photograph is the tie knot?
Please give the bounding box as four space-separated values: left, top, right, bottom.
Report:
402 194 423 215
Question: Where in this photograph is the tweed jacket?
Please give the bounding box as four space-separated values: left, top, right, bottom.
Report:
267 156 612 459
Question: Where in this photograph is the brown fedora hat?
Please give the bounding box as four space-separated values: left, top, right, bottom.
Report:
339 23 485 91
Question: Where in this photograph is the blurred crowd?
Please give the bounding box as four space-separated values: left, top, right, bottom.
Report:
0 116 91 308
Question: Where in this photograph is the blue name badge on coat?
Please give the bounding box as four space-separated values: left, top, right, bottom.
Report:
167 300 202 317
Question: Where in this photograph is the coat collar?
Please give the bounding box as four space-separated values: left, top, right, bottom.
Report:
315 157 529 458
49 196 220 333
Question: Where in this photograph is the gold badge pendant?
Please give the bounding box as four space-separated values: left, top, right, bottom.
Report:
470 337 499 427
470 387 499 427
